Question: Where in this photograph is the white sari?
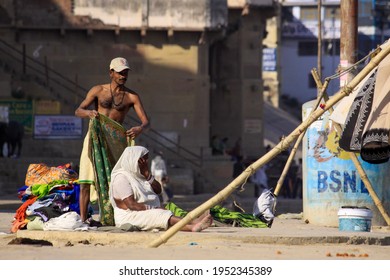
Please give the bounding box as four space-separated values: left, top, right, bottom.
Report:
109 146 173 230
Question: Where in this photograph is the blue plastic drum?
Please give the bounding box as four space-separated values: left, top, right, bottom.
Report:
302 100 390 227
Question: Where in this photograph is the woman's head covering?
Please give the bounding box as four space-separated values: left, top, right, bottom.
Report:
111 146 149 180
109 146 161 209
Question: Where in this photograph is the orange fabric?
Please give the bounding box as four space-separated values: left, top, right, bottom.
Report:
25 163 78 186
10 219 28 233
11 196 37 233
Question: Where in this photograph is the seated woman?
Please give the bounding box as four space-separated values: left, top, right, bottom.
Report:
109 146 212 232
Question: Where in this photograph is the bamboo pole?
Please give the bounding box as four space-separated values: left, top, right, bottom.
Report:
273 133 304 197
311 69 390 226
273 79 330 197
148 43 390 248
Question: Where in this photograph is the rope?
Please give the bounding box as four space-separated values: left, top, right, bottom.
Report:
326 46 381 81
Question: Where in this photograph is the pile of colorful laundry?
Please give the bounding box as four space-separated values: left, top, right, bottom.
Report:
11 162 87 233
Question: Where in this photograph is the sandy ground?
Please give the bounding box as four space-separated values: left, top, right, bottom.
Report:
1 233 390 260
1 210 389 260
1 210 389 280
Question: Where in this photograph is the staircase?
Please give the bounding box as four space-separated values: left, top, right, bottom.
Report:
0 37 212 195
0 37 303 215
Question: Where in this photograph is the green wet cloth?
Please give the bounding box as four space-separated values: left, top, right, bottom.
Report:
166 202 188 218
165 202 268 228
90 113 130 226
31 179 70 198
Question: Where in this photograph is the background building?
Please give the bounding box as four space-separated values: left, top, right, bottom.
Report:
274 0 389 105
0 0 278 195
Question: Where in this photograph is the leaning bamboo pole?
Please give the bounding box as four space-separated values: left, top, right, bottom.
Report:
148 43 390 248
273 79 330 197
273 133 304 197
311 69 390 226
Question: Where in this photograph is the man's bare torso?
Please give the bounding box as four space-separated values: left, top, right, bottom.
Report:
95 84 135 124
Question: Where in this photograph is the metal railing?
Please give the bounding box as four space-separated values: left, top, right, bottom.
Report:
0 37 204 168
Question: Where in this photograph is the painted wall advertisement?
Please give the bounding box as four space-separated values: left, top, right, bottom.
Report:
0 99 33 133
34 115 82 139
262 48 277 72
302 101 390 226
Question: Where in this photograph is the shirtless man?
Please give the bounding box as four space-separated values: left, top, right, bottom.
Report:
75 57 150 224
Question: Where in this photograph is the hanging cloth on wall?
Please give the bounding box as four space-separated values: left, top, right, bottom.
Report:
334 40 390 164
360 50 390 163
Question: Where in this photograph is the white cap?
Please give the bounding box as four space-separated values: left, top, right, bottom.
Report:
109 57 131 72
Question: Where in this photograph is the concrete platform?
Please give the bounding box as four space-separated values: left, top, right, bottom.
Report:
9 215 390 248
1 198 389 250
1 191 389 257
1 205 390 261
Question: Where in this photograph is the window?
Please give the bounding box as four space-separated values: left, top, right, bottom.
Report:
324 39 340 56
359 0 373 18
300 7 318 21
324 7 340 20
359 0 373 25
298 41 318 56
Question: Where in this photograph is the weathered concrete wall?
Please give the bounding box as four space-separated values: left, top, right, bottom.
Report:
263 14 280 107
8 33 209 154
0 0 12 24
74 0 143 27
0 0 276 162
210 8 266 158
13 0 73 26
74 0 228 30
228 0 275 8
6 0 227 29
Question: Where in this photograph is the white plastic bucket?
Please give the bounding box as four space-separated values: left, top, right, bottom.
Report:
337 207 373 232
